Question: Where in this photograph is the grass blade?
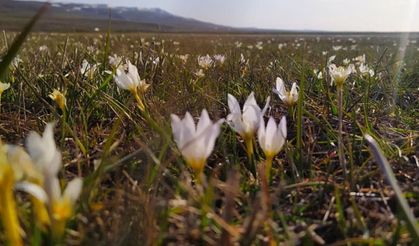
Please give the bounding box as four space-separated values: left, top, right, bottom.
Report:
364 134 419 242
0 3 48 79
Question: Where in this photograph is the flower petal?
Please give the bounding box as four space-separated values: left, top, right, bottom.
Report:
63 178 83 204
15 181 48 203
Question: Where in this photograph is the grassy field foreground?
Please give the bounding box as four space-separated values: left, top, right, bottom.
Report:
0 31 418 245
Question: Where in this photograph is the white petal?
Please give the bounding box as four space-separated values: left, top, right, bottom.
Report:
274 77 286 101
226 112 244 136
171 114 182 145
114 68 132 90
242 105 261 135
127 61 140 87
15 181 48 203
63 178 83 204
48 176 62 202
203 119 224 158
279 116 287 139
26 123 61 175
177 112 196 150
261 96 270 115
265 117 277 152
227 94 241 115
257 117 266 150
290 83 299 103
196 109 211 136
244 92 259 110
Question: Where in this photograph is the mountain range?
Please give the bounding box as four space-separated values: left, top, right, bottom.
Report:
0 0 244 32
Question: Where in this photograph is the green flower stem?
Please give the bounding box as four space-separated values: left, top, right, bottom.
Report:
337 85 347 177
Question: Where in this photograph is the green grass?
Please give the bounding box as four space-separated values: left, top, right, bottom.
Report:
0 31 418 245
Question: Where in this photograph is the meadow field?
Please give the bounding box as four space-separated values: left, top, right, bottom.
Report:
0 30 418 245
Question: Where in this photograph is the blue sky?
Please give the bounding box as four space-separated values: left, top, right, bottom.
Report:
30 0 419 31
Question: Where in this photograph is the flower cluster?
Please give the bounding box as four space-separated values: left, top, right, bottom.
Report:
0 123 82 244
171 87 291 178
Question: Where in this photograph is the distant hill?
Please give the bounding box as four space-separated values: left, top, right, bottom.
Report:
0 1 237 32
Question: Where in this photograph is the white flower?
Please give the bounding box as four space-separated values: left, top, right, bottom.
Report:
273 77 298 106
258 116 287 159
313 69 323 79
26 123 62 179
114 60 149 94
39 45 49 52
213 54 226 65
194 69 205 78
171 109 224 173
178 54 189 64
227 92 270 140
343 58 350 65
25 123 82 234
80 59 98 79
108 54 124 69
49 177 82 223
328 64 353 87
327 55 336 65
197 55 213 69
353 54 366 64
358 63 375 77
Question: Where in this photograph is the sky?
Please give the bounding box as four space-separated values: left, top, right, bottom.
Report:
29 0 419 32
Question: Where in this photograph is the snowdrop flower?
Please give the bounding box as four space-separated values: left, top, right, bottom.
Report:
49 177 82 237
194 69 205 78
343 58 350 65
114 60 150 111
108 54 124 69
255 41 263 50
178 54 189 64
213 54 226 65
25 123 82 238
80 59 98 79
235 41 242 48
26 123 62 177
328 64 353 87
273 77 298 106
197 54 213 69
258 116 287 163
327 55 336 65
49 89 66 111
353 54 366 64
313 69 323 79
171 109 224 174
358 63 375 77
227 92 270 156
39 45 49 52
151 57 160 65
